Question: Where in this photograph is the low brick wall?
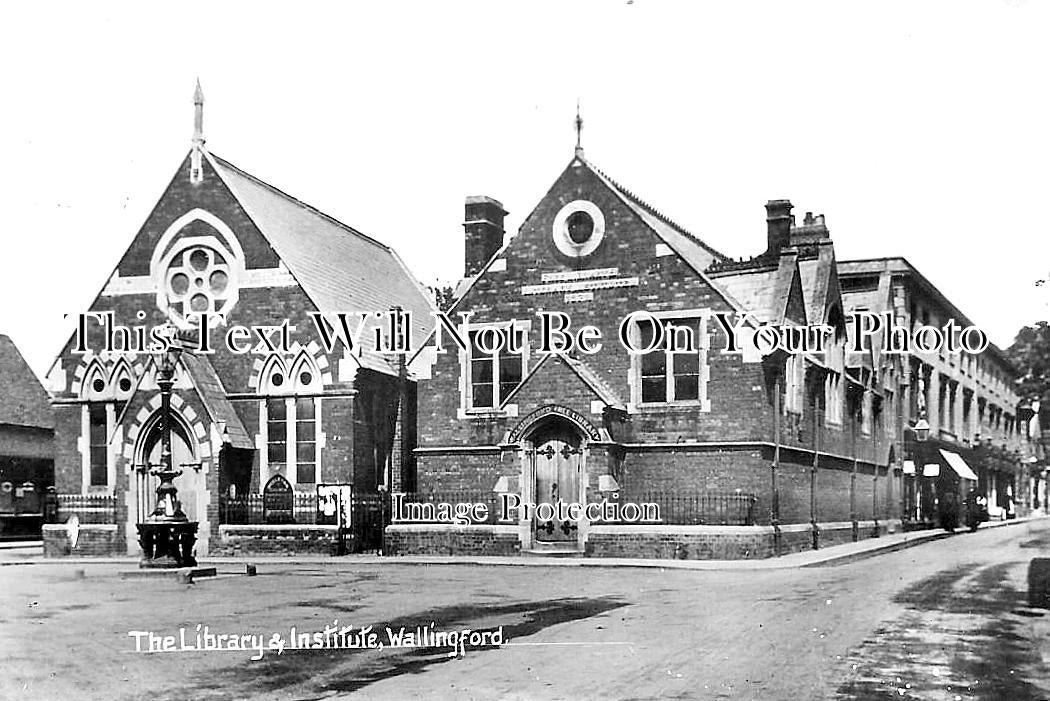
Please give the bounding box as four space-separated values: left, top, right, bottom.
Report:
383 520 898 560
588 521 896 560
43 523 123 557
386 524 521 556
585 525 775 560
213 525 339 556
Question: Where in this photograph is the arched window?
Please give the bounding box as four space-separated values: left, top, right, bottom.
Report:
80 358 119 491
83 361 110 401
258 353 323 488
112 360 135 401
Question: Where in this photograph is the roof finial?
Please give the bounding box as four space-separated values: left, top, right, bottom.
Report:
193 78 205 146
574 99 584 158
190 79 205 184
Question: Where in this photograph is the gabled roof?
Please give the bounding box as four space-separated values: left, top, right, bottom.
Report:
179 354 253 450
561 355 625 409
208 153 436 356
502 353 625 411
581 157 729 274
583 158 729 269
709 248 804 326
0 335 53 430
112 353 253 450
711 267 780 324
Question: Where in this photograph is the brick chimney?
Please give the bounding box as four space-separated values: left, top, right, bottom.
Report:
765 199 793 256
463 196 507 277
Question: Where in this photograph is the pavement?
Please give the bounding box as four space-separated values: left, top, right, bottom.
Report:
1 515 1041 570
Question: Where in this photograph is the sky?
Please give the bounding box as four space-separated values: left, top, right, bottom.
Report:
2 1 1049 380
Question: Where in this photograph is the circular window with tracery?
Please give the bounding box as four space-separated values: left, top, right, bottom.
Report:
164 245 233 319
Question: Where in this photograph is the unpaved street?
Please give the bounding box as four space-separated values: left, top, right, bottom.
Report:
2 521 1048 700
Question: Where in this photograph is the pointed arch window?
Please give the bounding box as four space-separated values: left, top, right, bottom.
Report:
112 361 135 401
79 358 138 492
259 353 323 487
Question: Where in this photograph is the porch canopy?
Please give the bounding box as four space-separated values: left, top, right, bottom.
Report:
939 449 979 481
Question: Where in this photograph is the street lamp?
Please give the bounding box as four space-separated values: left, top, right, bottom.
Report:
903 409 930 528
136 326 199 569
912 415 931 443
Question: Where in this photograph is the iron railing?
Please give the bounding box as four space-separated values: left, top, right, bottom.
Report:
56 494 117 524
216 489 759 527
393 490 758 526
219 493 321 525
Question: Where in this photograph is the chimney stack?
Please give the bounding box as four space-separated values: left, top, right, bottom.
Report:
764 199 793 256
463 196 507 277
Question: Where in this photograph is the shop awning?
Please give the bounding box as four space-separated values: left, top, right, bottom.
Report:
939 449 979 481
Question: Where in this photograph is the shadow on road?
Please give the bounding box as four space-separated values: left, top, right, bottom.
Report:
155 596 627 700
836 561 1048 700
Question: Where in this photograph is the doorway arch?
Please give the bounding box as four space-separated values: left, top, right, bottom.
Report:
522 415 588 547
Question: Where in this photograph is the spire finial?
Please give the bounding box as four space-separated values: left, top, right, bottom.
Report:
574 99 584 158
190 79 205 184
193 78 205 146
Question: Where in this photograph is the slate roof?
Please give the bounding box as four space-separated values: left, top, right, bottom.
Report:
208 153 436 368
583 157 730 274
179 354 253 450
711 268 780 324
0 335 54 430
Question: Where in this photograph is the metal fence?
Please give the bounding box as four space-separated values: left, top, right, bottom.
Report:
219 493 322 525
56 494 116 524
392 491 504 524
392 490 758 526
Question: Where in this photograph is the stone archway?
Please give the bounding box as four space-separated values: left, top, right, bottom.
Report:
123 394 211 555
515 409 594 552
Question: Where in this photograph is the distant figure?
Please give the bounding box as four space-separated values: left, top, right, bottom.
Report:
940 490 959 532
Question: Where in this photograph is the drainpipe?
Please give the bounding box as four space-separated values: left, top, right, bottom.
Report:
872 395 880 538
851 398 859 542
811 391 821 550
772 376 782 556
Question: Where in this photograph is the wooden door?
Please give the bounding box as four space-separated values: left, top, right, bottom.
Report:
533 433 581 543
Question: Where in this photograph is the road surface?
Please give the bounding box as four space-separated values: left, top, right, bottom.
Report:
1 520 1048 700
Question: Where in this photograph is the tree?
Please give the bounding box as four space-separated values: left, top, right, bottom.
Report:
1006 321 1050 402
431 284 457 313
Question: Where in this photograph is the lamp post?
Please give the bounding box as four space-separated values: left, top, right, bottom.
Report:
904 410 930 526
136 328 199 569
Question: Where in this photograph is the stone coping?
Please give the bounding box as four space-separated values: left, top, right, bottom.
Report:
386 523 519 534
218 524 338 533
43 523 117 532
383 521 897 536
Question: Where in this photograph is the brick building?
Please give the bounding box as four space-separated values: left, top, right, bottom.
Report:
0 335 55 538
393 141 911 560
837 259 1029 526
42 85 434 557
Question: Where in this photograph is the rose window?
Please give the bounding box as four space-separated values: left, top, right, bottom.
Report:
165 245 232 318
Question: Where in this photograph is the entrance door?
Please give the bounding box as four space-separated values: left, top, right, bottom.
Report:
532 428 581 543
141 422 199 521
